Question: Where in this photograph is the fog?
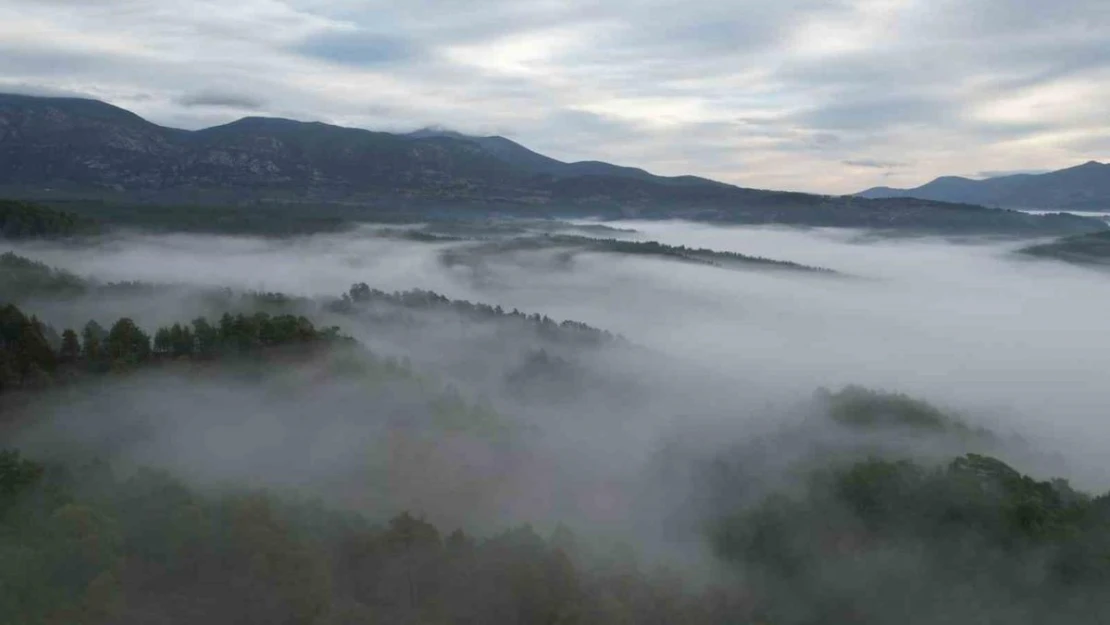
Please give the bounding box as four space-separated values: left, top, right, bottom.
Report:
5 219 1110 553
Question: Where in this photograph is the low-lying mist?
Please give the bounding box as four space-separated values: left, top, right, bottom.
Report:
6 217 1110 622
8 220 1108 479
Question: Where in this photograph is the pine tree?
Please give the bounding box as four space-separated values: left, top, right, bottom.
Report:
59 329 81 364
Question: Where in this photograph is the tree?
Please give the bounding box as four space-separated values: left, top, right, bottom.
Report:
58 329 80 364
0 305 56 386
106 318 150 366
192 317 217 356
168 323 193 357
153 327 172 355
82 320 106 363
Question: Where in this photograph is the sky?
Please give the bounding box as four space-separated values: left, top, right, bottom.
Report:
0 0 1106 194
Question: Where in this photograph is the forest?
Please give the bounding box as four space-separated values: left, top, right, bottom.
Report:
0 199 95 239
4 372 1110 624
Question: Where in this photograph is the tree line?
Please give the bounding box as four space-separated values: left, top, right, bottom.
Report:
1 251 619 348
0 303 344 393
331 282 618 346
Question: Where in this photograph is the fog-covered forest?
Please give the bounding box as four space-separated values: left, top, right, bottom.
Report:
4 199 1110 624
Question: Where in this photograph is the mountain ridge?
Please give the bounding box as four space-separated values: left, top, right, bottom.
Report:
0 93 1106 236
858 161 1110 211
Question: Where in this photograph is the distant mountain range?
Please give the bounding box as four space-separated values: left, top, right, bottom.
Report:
858 162 1110 212
0 93 1104 236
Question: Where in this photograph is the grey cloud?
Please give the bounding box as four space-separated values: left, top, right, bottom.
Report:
811 132 841 146
844 159 909 169
178 91 266 110
1064 134 1110 154
919 0 1110 37
294 30 422 67
0 82 94 99
0 44 108 76
794 94 956 132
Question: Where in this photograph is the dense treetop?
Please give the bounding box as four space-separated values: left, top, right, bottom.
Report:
0 199 92 239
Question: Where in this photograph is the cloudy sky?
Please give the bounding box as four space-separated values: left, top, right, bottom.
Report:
0 0 1106 194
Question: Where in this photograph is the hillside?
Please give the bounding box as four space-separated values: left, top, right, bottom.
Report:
1019 230 1110 267
0 93 1106 236
859 161 1110 211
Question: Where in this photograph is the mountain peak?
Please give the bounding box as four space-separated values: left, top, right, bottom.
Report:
406 126 477 140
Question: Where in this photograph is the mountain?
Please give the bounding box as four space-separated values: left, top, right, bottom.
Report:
406 127 724 187
0 93 1105 236
858 162 1110 211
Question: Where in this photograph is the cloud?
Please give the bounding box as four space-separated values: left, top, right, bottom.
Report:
0 0 1107 193
0 81 94 99
295 30 422 67
843 159 909 169
177 90 266 110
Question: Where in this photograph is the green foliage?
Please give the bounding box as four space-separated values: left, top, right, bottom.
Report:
0 453 124 624
0 303 347 395
0 450 741 625
0 304 57 391
105 317 150 366
334 282 617 346
58 328 80 364
0 252 87 301
708 453 1110 623
818 385 985 435
0 199 91 239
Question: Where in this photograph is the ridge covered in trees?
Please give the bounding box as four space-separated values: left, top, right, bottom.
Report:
434 233 840 275
555 235 839 274
707 452 1110 623
0 302 344 393
331 282 618 347
1019 230 1110 268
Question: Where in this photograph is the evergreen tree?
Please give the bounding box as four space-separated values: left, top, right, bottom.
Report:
106 318 150 366
59 329 81 364
153 327 172 355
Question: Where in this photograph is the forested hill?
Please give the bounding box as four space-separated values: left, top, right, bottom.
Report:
1 94 1106 236
1019 230 1110 267
437 234 841 275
